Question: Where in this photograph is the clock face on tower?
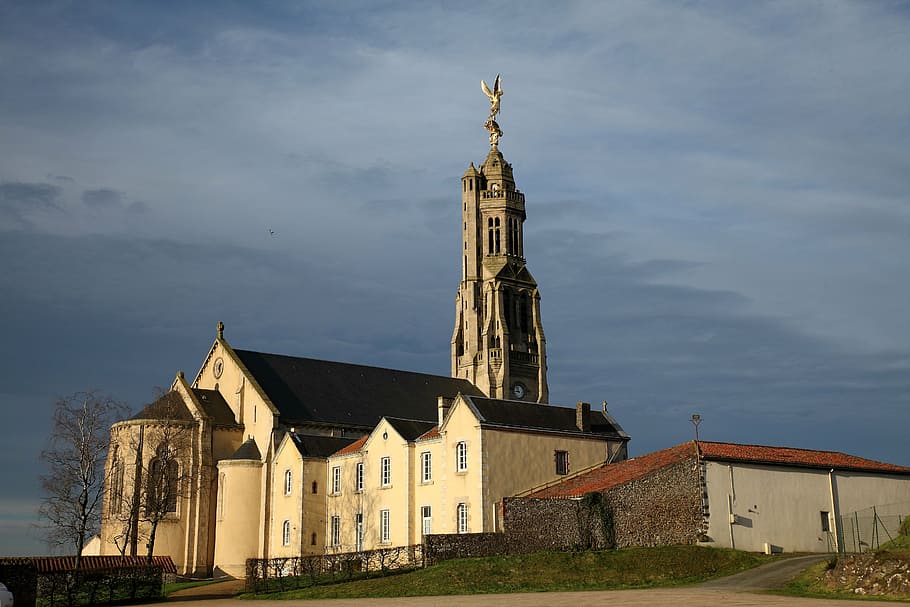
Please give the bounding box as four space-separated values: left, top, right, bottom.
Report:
511 383 526 399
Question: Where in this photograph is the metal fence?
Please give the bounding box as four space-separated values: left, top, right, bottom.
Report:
838 501 909 553
245 544 423 594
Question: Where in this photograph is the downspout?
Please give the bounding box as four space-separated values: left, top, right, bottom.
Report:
727 464 736 550
828 469 840 553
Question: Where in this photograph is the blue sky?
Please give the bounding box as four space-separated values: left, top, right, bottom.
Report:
1 1 908 556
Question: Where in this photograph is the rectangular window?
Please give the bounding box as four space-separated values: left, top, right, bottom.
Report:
421 505 432 536
380 509 390 543
456 441 468 472
555 451 569 475
421 451 432 482
331 515 340 547
381 456 391 487
331 466 341 494
457 503 468 534
821 511 831 532
355 462 363 492
355 513 363 551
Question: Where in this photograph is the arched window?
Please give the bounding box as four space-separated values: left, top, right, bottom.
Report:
284 469 292 496
147 451 179 514
494 217 501 253
456 441 468 472
282 520 291 546
487 218 494 254
110 446 124 515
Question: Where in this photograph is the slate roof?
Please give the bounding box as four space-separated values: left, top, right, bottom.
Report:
228 437 261 460
131 391 194 422
385 417 437 441
528 441 910 498
233 349 485 429
289 433 360 458
467 396 626 437
192 389 238 426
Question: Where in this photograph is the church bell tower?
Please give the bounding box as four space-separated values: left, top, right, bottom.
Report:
451 75 548 403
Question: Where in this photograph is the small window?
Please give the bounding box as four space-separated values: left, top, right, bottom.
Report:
356 462 364 492
311 531 317 546
421 451 432 483
312 480 318 494
381 456 391 487
380 509 390 543
555 451 569 475
284 469 292 495
456 442 468 472
821 511 831 532
282 520 291 546
331 466 341 494
457 503 468 533
331 515 341 547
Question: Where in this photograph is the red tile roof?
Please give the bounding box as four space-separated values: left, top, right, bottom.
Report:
332 435 367 456
528 442 696 498
698 441 910 474
29 555 177 573
416 426 440 441
527 441 910 499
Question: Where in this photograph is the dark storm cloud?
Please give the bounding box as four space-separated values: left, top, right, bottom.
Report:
81 188 123 209
0 180 63 228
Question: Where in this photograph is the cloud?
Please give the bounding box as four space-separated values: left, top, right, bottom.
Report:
0 180 63 228
81 188 123 209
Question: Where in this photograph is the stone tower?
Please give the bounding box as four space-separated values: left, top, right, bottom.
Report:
451 76 548 403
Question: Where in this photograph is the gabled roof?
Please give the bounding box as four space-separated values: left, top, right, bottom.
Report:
384 417 437 441
416 426 440 441
289 433 359 458
528 442 694 498
191 389 238 426
232 349 484 428
467 396 626 438
131 391 193 422
698 441 910 474
528 440 910 499
228 437 261 460
333 435 368 457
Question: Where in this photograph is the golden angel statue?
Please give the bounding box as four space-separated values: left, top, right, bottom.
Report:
481 74 503 118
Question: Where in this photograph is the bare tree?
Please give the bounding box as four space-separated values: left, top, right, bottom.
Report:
39 391 128 567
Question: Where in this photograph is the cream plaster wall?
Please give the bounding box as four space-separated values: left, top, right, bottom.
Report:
438 399 484 534
411 437 444 542
214 458 263 577
704 462 910 553
271 438 305 558
482 427 617 532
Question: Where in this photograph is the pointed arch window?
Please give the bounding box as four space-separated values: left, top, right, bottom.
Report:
147 449 179 514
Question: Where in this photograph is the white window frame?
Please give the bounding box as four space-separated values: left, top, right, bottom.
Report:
380 456 391 487
421 505 432 536
355 512 364 551
456 441 468 472
282 519 291 546
331 466 341 495
380 509 390 543
421 451 432 483
331 515 341 547
355 462 363 492
284 469 293 495
457 503 468 533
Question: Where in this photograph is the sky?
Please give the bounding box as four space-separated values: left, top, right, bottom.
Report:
1 0 908 556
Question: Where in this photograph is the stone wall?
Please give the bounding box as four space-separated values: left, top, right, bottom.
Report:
503 455 705 550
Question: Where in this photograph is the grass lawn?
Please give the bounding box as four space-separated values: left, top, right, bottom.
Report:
244 545 770 600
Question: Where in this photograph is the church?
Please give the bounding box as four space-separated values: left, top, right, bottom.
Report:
99 77 630 577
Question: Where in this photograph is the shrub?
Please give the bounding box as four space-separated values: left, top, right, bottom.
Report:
900 516 910 537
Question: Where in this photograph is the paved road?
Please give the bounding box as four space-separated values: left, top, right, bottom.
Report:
157 554 891 607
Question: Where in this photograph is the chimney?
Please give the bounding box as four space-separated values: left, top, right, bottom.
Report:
438 396 454 427
576 402 591 432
